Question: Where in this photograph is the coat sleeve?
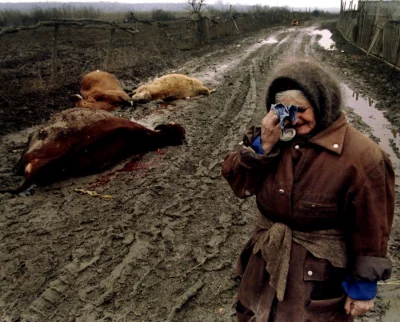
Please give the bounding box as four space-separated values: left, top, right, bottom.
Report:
222 144 280 199
348 153 395 281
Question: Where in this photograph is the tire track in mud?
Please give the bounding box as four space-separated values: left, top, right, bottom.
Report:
0 26 339 322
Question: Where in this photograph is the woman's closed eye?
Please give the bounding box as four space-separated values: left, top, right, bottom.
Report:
297 107 308 113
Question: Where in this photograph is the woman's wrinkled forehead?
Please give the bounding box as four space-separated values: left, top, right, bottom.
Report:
275 90 310 106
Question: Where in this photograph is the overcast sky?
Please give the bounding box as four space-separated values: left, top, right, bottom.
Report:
0 0 342 8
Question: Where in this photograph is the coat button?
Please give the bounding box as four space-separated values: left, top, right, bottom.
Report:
279 189 284 194
333 144 339 149
307 270 313 276
294 145 300 150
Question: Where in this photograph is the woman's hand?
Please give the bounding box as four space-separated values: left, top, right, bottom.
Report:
344 296 374 316
261 110 282 154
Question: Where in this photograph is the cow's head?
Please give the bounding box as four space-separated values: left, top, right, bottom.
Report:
154 123 186 146
197 87 211 96
132 90 152 104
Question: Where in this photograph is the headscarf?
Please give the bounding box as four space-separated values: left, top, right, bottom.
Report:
265 58 343 133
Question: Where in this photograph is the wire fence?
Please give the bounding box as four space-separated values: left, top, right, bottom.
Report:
0 9 316 81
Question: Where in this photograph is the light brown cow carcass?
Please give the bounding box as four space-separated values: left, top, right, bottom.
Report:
292 19 300 26
5 108 185 193
131 74 211 103
75 70 132 111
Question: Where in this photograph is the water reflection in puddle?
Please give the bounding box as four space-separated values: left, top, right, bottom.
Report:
342 83 400 180
311 29 336 50
260 36 279 44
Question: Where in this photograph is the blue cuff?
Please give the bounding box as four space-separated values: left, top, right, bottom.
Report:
251 135 264 154
342 277 377 300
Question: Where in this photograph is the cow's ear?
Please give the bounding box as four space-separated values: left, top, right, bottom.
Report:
154 124 169 131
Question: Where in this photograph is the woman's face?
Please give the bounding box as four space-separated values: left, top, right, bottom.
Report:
277 95 316 136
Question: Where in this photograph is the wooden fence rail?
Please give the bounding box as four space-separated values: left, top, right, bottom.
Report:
0 19 140 36
0 18 142 77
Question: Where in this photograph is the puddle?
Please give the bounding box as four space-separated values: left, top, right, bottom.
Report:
259 36 279 44
310 28 336 50
342 83 400 180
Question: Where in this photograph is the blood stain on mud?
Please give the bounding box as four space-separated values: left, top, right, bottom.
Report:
117 155 149 172
87 155 151 188
159 102 176 109
88 171 117 188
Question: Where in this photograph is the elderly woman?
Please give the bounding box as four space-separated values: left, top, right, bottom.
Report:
222 58 394 322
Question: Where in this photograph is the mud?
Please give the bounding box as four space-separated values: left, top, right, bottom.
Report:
1 19 400 321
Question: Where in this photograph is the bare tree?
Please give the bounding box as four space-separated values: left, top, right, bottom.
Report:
185 0 206 20
185 0 208 45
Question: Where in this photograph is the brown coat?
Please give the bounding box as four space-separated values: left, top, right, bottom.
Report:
222 113 395 322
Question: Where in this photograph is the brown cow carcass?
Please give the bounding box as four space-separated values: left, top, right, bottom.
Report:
75 70 132 111
7 108 185 192
132 74 211 103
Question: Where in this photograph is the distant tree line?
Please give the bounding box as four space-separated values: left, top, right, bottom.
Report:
0 6 103 27
0 4 338 28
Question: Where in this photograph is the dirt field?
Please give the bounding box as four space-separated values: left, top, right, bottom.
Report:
1 20 400 322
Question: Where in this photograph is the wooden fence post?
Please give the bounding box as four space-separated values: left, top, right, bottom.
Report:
131 21 137 46
367 25 383 55
106 27 115 68
359 0 365 46
196 17 208 46
230 5 239 32
51 24 59 82
367 0 384 56
375 0 383 25
131 21 138 46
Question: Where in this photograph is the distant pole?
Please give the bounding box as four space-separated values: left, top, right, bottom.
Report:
51 24 59 82
106 27 115 69
230 5 239 32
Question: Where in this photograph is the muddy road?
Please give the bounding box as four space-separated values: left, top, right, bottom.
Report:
1 21 400 321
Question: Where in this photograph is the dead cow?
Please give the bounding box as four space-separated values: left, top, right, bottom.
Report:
7 108 185 193
132 74 211 103
75 70 132 111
